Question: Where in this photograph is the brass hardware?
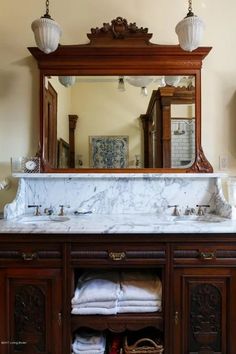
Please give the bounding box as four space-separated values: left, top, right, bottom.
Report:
199 251 215 260
21 252 37 261
28 204 42 216
168 205 180 216
109 252 126 261
58 312 62 326
174 311 179 325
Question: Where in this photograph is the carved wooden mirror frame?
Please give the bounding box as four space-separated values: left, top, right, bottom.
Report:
28 17 213 173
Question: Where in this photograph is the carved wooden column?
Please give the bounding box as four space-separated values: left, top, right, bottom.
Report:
140 114 153 168
68 115 78 168
159 87 175 168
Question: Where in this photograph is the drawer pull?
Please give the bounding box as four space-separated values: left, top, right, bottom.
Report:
199 251 215 260
109 252 126 261
21 252 37 261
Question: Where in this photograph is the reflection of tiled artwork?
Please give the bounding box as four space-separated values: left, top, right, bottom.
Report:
89 136 129 168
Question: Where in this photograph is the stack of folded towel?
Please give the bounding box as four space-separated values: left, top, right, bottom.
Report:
118 271 162 313
71 271 121 315
72 330 106 354
71 271 162 315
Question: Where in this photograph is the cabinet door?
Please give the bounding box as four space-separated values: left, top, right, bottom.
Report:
2 268 62 354
172 268 236 354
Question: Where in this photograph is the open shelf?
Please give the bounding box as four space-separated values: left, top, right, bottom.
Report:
71 312 163 332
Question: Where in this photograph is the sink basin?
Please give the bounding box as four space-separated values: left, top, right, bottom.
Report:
16 215 70 223
174 215 227 223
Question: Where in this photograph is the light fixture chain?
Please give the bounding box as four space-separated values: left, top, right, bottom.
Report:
45 0 50 16
188 0 192 13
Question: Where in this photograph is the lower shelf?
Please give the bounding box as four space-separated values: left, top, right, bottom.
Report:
71 312 163 332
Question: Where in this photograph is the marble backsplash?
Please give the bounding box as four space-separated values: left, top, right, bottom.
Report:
4 173 232 220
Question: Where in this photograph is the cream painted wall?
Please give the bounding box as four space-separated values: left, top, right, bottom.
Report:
0 0 236 211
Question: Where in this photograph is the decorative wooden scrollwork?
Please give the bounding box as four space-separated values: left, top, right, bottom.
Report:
88 17 152 45
14 285 46 352
190 283 221 352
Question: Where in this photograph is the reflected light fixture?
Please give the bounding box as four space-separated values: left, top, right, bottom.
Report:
31 0 62 54
175 0 204 52
58 76 76 87
141 87 148 97
118 76 126 92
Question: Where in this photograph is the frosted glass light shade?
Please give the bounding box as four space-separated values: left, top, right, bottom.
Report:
126 76 154 88
31 17 62 54
175 15 204 52
58 76 76 87
164 76 180 86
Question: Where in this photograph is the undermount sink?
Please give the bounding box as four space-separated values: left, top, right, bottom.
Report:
16 215 70 223
174 215 227 223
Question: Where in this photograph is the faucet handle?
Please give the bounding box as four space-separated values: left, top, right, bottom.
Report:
58 205 70 216
168 205 180 216
196 204 210 216
28 204 42 216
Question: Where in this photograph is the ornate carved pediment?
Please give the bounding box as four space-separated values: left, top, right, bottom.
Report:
87 17 152 46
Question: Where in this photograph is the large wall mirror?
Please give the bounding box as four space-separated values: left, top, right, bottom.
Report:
28 17 213 173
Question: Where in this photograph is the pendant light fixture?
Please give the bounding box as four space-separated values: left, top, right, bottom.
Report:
31 0 62 54
58 76 76 87
175 0 204 52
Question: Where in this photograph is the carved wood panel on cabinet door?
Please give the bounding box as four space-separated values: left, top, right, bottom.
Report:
2 268 62 354
172 268 236 354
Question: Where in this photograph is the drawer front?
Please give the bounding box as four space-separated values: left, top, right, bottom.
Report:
71 244 166 266
0 243 62 265
173 244 236 265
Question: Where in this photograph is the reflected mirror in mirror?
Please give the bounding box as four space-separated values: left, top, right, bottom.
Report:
44 75 195 169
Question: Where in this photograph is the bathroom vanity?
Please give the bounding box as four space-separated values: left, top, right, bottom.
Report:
1 173 236 354
1 17 235 354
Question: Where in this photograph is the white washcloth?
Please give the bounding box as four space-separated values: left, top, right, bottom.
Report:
119 271 162 301
71 271 120 305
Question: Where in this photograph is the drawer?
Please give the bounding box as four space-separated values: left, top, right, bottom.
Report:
173 244 236 266
71 244 166 266
0 243 62 266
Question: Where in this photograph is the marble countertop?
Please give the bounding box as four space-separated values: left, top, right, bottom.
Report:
1 213 236 234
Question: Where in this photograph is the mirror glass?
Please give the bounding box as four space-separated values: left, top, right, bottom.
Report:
44 75 195 169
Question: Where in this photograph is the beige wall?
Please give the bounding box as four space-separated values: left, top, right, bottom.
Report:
0 0 236 210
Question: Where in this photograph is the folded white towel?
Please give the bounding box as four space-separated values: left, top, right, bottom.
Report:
72 349 105 354
71 300 116 308
119 271 162 301
73 332 106 351
118 300 162 307
118 305 161 313
71 271 120 305
71 306 117 315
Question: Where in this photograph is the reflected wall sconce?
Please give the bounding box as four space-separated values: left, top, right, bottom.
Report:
175 0 204 52
58 76 76 87
31 0 62 54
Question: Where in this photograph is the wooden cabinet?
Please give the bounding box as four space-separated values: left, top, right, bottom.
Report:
1 234 236 354
0 241 62 354
172 267 236 354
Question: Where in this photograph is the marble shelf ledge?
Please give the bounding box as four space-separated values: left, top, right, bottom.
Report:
12 172 228 179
